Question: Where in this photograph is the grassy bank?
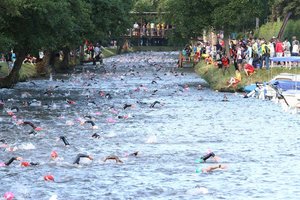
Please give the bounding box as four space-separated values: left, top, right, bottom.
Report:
0 62 37 81
195 61 300 92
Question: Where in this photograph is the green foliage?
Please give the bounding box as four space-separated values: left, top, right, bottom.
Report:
162 0 213 41
257 21 282 40
212 0 267 33
88 0 133 42
283 20 300 40
272 0 300 20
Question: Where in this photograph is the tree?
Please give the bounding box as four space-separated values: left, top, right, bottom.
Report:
0 0 73 88
55 0 93 71
272 0 300 20
88 0 133 43
162 0 214 41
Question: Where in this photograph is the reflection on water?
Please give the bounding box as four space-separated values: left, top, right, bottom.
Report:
1 52 300 199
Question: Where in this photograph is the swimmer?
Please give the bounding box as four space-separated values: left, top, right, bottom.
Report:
105 93 112 99
197 84 203 90
92 133 101 139
222 94 228 102
103 155 123 163
20 161 39 167
1 157 22 166
59 136 70 146
150 101 160 108
136 101 147 105
151 80 157 84
82 120 98 129
123 104 132 110
51 151 58 159
84 115 94 120
201 164 227 173
66 99 76 105
196 152 219 163
21 121 42 131
152 90 158 95
10 106 19 113
129 151 139 157
73 154 93 164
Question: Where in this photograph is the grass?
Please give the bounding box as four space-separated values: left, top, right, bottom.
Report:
0 62 37 81
195 61 300 92
102 47 118 58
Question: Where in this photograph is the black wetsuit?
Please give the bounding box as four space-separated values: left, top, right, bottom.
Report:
123 104 132 110
200 152 215 162
150 101 160 108
23 121 37 129
84 120 95 127
73 154 91 164
5 157 18 166
60 136 70 146
92 133 100 138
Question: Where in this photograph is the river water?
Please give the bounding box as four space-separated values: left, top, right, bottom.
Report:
0 52 300 200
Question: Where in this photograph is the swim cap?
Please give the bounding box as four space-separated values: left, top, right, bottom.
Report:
44 175 54 181
34 127 42 131
51 151 58 159
21 162 30 167
3 192 14 200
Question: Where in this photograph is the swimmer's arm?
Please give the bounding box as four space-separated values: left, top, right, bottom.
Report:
212 156 220 162
5 157 22 166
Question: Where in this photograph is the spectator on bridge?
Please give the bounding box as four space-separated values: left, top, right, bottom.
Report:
150 22 155 36
156 23 160 36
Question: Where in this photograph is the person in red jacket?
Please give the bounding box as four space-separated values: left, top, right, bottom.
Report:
221 54 230 75
244 63 255 76
275 39 284 65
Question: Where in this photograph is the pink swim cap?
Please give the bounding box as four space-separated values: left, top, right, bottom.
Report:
106 118 116 123
34 127 43 131
3 192 14 200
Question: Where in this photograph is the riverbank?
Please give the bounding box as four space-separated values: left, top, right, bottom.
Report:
195 61 300 92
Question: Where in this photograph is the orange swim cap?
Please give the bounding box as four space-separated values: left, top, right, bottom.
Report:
21 162 30 167
44 175 54 181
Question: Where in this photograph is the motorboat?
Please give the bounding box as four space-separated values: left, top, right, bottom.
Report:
280 90 300 108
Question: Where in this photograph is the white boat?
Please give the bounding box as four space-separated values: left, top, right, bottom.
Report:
266 73 300 99
281 90 300 108
271 73 300 82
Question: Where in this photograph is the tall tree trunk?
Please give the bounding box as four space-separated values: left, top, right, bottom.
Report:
117 38 125 54
60 47 70 71
0 51 26 88
49 51 57 67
